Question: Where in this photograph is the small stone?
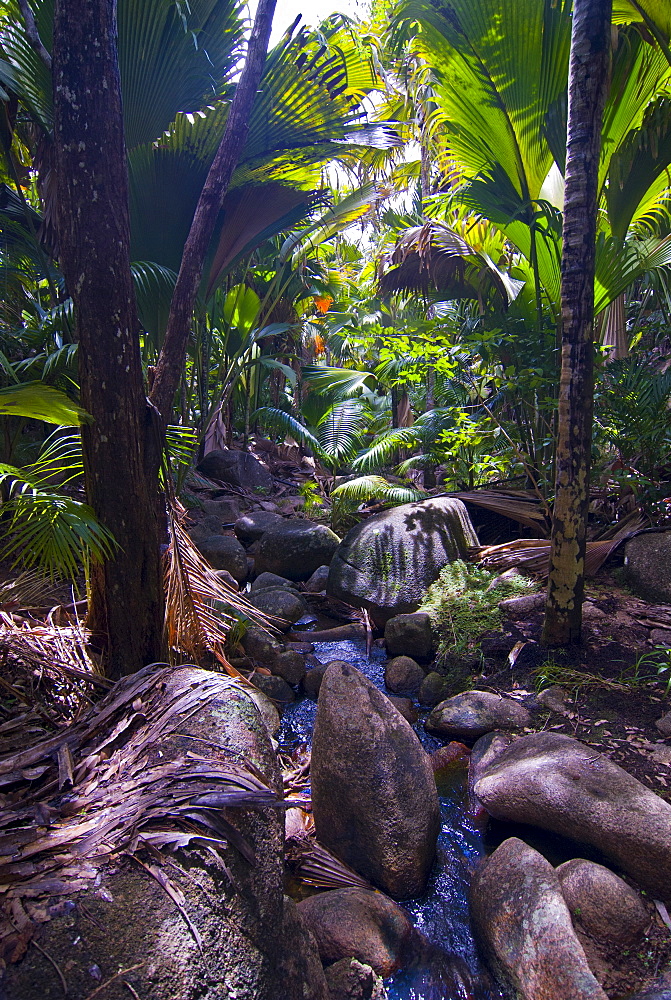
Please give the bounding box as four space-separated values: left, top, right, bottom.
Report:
537 685 571 714
241 627 282 668
304 565 330 593
431 742 470 775
271 650 306 686
324 958 388 1000
655 711 671 737
384 656 425 694
249 589 308 627
650 629 671 647
250 673 294 704
304 664 327 700
498 593 545 616
285 640 315 654
210 569 237 592
418 671 451 707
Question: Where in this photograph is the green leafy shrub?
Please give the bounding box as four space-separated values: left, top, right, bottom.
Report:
420 559 533 657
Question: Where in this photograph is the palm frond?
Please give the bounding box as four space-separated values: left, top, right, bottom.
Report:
164 505 272 668
0 381 89 424
302 364 376 399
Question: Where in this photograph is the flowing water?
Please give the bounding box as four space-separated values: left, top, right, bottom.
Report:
278 636 506 1000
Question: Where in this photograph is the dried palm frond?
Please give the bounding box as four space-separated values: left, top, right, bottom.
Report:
0 666 281 914
287 839 373 892
0 609 108 696
164 503 274 671
453 490 550 534
472 517 645 578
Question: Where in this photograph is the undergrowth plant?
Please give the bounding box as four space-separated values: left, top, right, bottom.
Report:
419 559 533 659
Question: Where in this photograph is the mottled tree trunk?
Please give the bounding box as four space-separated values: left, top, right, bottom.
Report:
542 0 612 646
52 0 165 677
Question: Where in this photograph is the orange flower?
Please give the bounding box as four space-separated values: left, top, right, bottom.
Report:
313 294 333 314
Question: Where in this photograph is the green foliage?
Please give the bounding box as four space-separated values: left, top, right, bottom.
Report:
0 432 116 579
329 474 425 531
420 559 532 656
594 354 671 515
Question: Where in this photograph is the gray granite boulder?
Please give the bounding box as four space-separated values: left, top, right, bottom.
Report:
194 534 248 580
327 497 478 626
384 612 435 660
624 531 671 602
425 691 531 740
471 837 608 1000
297 888 415 977
311 661 440 898
256 521 341 581
474 732 671 900
324 958 387 1000
235 511 285 545
1 667 301 1000
556 859 649 948
198 449 272 492
249 588 308 627
384 655 425 694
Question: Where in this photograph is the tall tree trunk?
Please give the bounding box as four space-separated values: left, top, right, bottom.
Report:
149 0 277 429
542 0 612 646
52 0 165 678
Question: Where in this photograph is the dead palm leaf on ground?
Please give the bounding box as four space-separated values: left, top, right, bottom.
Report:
0 665 283 961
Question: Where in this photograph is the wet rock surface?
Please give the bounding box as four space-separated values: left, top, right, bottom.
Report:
235 511 286 544
310 661 440 898
474 732 671 900
471 837 609 1000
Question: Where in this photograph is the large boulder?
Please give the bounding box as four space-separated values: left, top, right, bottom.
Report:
310 661 440 899
470 837 608 1000
624 531 671 602
255 521 341 581
327 497 478 625
197 448 273 492
249 588 308 627
297 888 416 977
425 690 531 740
474 732 671 900
1 667 305 1000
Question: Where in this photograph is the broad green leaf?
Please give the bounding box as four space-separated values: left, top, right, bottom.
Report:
0 382 90 424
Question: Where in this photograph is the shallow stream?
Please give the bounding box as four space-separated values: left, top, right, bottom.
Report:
278 636 506 1000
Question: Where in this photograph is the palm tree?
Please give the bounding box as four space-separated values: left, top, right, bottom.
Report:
542 0 613 646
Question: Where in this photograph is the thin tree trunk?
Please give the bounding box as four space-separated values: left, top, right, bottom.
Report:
52 0 165 677
542 0 612 647
149 0 277 428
